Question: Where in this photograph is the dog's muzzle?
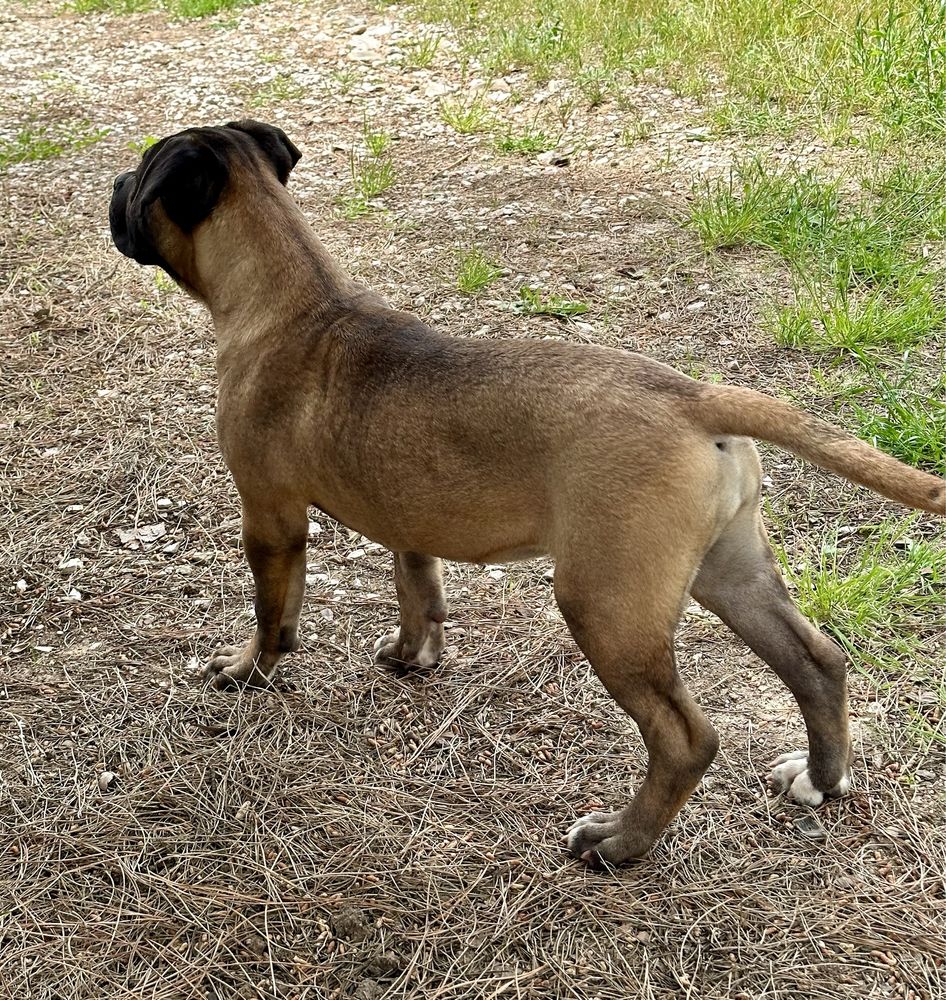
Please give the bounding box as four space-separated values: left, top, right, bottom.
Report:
109 171 137 260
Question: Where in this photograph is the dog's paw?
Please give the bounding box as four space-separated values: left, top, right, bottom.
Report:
203 645 276 690
565 810 649 868
768 750 851 807
373 627 442 671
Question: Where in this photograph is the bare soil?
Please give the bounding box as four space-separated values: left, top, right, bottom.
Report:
1 1 944 998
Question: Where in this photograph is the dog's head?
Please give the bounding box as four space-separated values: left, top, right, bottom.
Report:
109 119 301 288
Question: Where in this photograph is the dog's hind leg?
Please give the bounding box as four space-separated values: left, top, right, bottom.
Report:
374 552 447 671
557 543 720 866
205 501 308 690
690 502 852 805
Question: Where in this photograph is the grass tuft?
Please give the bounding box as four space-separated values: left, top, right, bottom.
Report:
439 95 493 134
692 159 946 361
494 125 555 155
456 249 503 294
769 280 945 359
338 123 397 219
828 365 946 474
402 33 441 69
248 72 304 107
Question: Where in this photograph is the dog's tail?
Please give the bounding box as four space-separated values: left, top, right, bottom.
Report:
689 384 945 515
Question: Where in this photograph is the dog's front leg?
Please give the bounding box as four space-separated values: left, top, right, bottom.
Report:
205 502 308 690
374 552 447 671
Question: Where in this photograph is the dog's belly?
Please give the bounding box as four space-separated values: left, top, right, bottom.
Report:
324 515 549 565
308 491 549 564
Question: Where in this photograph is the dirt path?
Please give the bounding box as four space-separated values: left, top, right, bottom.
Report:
1 2 943 998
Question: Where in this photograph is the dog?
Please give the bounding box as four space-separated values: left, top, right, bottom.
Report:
109 120 944 866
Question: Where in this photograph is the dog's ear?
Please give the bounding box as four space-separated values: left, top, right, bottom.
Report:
133 135 229 234
226 119 302 184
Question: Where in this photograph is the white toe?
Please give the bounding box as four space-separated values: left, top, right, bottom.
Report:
373 628 400 653
787 769 824 807
771 756 808 791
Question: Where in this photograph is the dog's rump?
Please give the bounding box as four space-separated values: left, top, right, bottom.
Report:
688 384 944 515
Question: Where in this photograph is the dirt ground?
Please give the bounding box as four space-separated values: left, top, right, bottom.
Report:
1 1 944 998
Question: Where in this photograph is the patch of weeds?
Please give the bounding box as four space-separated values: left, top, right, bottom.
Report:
867 157 946 242
410 0 946 139
668 67 710 99
494 125 555 155
769 278 945 359
70 0 260 14
775 517 946 675
708 96 802 138
128 135 159 157
515 286 588 319
693 158 946 358
689 160 841 257
172 0 260 12
553 94 576 128
349 151 395 199
402 33 441 69
363 125 392 158
478 13 567 78
456 249 502 294
576 67 612 108
0 122 110 168
338 122 397 219
620 116 654 145
439 95 493 134
248 72 304 107
851 0 946 136
68 0 151 11
330 68 360 95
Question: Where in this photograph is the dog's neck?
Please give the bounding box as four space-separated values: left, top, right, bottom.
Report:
191 190 357 359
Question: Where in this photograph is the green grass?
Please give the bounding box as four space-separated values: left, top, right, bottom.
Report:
768 280 945 359
494 125 555 155
851 378 946 474
515 286 588 319
338 124 397 219
776 518 946 678
128 135 158 157
70 0 262 15
410 0 946 138
456 249 503 294
691 158 946 361
248 72 304 107
362 126 392 158
0 122 109 168
816 361 946 473
401 33 441 69
350 151 395 200
439 95 493 134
